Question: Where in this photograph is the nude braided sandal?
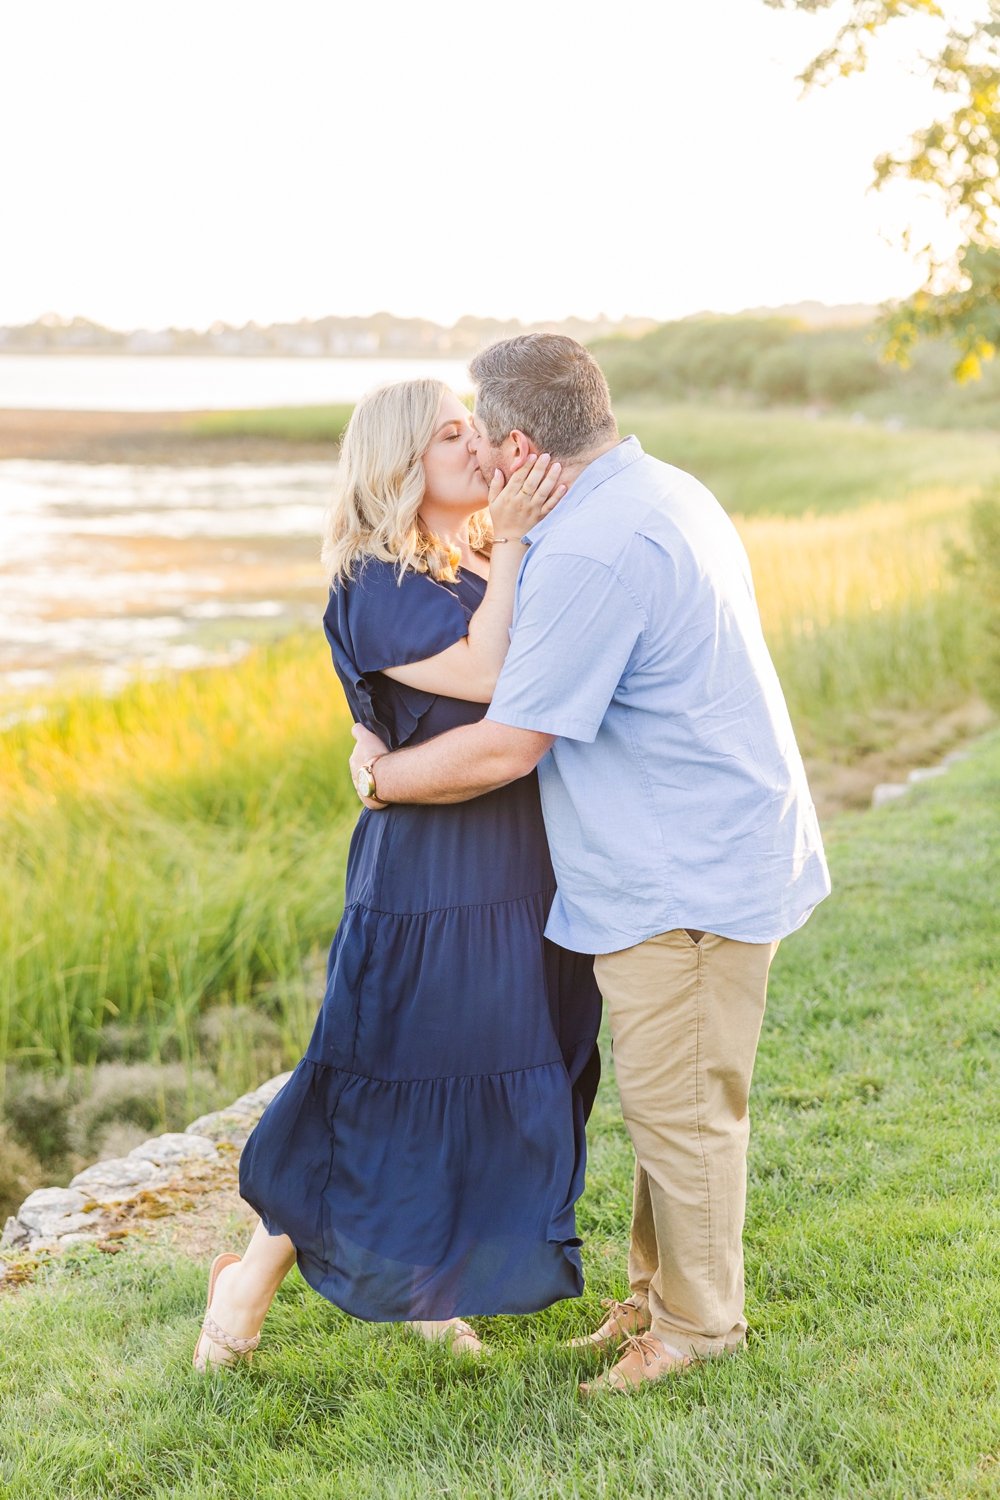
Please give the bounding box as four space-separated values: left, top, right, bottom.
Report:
406 1318 491 1359
192 1252 262 1372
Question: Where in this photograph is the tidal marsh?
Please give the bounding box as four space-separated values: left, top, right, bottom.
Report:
0 405 994 1154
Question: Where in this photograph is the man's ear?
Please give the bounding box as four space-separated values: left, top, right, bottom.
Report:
507 429 537 466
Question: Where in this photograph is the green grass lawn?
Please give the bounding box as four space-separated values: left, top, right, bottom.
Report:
2 733 997 1499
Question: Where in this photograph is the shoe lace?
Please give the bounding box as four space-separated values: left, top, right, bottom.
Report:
620 1332 664 1368
601 1297 632 1313
601 1297 643 1326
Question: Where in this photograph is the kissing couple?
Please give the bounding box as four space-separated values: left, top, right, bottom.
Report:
193 334 829 1394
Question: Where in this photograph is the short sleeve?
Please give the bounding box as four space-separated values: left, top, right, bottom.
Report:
323 560 471 749
336 559 470 673
487 553 644 743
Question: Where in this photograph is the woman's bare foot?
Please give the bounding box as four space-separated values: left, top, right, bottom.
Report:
214 1260 274 1329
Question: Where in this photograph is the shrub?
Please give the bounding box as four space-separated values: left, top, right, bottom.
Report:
66 1061 219 1159
602 346 667 399
94 1021 166 1064
195 1004 285 1086
750 344 812 403
594 317 798 402
2 1070 78 1169
807 341 886 403
0 1123 45 1220
91 1120 156 1161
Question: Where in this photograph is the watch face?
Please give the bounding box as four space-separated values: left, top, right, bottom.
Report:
355 769 373 797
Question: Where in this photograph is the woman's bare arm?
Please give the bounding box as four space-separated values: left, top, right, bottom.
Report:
381 454 564 703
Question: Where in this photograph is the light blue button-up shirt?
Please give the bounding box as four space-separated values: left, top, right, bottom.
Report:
486 436 831 954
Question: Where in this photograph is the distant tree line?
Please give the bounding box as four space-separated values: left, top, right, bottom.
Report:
590 315 1000 427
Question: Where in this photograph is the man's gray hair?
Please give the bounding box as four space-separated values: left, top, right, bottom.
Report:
469 334 618 459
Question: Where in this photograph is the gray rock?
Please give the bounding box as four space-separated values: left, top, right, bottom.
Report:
1 1216 30 1250
186 1072 291 1142
184 1109 257 1145
69 1156 171 1202
908 765 948 784
16 1186 96 1239
127 1132 218 1168
258 1071 293 1098
18 1185 89 1215
872 782 909 809
228 1073 293 1115
4 1072 295 1255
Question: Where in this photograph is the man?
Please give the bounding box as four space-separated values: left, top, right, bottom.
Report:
349 334 831 1392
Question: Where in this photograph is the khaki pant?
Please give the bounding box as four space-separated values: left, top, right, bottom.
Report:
593 928 778 1360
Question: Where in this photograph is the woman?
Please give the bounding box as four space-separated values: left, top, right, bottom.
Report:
192 380 602 1370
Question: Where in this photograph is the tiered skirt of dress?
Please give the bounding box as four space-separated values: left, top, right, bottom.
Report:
239 779 601 1319
239 559 601 1320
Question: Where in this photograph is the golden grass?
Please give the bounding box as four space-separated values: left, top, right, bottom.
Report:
740 490 978 751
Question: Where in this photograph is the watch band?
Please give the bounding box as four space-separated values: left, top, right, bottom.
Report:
358 753 387 802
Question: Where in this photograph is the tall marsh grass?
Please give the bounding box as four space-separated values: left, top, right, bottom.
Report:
0 634 354 1086
621 403 1000 517
742 490 978 749
187 403 354 444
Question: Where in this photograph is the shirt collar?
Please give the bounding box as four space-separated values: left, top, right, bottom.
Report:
520 435 645 546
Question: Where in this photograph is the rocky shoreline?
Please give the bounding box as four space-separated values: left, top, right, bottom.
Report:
0 1072 290 1269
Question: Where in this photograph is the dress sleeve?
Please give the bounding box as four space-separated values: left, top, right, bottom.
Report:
323 560 471 749
341 559 470 673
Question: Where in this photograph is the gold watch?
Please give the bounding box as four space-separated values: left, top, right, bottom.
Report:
354 755 386 802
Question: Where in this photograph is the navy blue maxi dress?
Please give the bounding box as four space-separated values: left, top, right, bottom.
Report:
239 558 602 1321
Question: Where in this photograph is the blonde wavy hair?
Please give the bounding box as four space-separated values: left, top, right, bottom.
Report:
321 379 491 586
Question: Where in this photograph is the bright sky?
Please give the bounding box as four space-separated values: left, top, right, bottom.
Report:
0 0 972 330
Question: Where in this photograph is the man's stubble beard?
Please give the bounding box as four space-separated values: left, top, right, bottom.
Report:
478 445 505 485
471 416 505 485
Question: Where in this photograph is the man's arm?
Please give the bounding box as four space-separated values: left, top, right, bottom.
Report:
351 719 554 806
350 550 644 808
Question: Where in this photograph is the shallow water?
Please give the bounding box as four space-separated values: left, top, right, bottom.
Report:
0 354 471 411
0 458 335 702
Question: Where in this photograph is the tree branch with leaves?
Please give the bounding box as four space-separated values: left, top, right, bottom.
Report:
765 0 1000 377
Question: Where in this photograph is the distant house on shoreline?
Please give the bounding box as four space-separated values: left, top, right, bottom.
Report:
0 310 660 358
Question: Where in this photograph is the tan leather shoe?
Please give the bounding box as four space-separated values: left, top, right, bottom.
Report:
566 1296 651 1351
578 1332 691 1395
